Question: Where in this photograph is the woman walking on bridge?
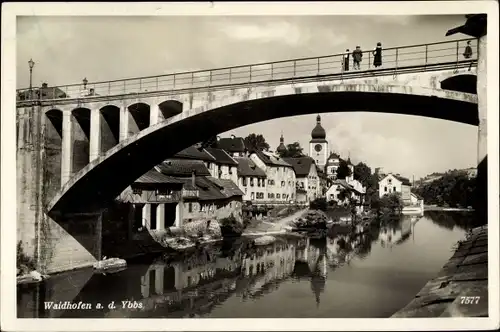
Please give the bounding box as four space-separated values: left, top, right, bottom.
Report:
373 42 382 68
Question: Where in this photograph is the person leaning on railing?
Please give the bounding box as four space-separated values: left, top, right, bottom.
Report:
352 46 363 70
463 40 474 71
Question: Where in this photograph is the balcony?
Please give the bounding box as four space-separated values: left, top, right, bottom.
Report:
182 189 199 199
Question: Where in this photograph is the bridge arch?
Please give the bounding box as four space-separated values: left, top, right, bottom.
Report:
159 100 183 120
44 109 64 203
47 83 477 217
440 74 477 94
71 107 91 175
99 104 121 154
127 102 151 134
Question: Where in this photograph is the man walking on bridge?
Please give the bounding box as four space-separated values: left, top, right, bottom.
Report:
352 46 363 70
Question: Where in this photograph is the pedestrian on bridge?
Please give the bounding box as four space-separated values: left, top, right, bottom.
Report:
352 46 363 70
342 49 350 72
373 42 383 68
463 40 473 59
463 40 474 71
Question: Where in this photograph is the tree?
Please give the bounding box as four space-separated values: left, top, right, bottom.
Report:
379 192 404 214
337 187 351 205
353 162 372 187
336 159 352 180
244 133 270 152
277 142 305 158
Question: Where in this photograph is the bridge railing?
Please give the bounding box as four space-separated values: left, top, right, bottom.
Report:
16 38 478 102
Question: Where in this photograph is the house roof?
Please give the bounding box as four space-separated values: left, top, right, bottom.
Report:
205 148 239 166
283 157 315 177
194 176 228 201
380 173 412 186
332 179 353 189
174 146 216 161
217 137 247 153
207 177 244 198
134 170 184 185
252 150 292 167
233 157 267 178
157 159 211 177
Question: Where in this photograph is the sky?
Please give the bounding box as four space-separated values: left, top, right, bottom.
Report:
16 14 478 179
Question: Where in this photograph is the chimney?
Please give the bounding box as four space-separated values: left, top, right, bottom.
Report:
230 134 236 139
191 171 196 187
42 82 48 88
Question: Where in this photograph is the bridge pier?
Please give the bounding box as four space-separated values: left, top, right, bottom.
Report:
61 110 73 187
119 105 129 142
476 35 487 224
89 108 101 162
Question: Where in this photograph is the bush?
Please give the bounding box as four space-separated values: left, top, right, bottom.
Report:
220 214 244 238
309 197 328 211
17 241 35 273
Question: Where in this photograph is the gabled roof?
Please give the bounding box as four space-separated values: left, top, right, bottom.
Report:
252 150 292 168
134 170 184 185
380 173 412 186
174 146 216 162
233 157 267 178
157 159 211 177
205 147 239 166
207 177 244 198
282 157 315 177
194 176 227 201
333 179 353 189
217 137 247 153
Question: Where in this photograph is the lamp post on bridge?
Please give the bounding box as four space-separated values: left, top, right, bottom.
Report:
28 58 35 100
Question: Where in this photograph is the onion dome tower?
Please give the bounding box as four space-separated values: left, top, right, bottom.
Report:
309 115 328 169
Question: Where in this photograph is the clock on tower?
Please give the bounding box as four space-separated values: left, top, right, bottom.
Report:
309 114 328 169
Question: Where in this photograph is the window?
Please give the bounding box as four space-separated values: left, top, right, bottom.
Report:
188 202 193 212
276 194 281 199
393 186 397 192
257 179 261 187
250 178 254 187
281 181 285 187
251 192 255 200
388 179 392 184
132 187 142 195
268 193 272 199
242 177 247 186
384 186 387 192
207 162 211 169
229 168 233 174
262 180 266 188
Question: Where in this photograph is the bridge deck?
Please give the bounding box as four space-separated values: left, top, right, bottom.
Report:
17 38 478 103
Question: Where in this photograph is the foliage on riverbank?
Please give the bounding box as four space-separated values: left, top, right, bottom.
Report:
309 197 328 211
414 171 476 208
17 241 35 276
371 192 404 216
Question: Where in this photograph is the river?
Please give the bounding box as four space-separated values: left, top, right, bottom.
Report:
17 211 483 318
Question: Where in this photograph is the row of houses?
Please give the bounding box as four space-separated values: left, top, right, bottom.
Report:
115 137 330 233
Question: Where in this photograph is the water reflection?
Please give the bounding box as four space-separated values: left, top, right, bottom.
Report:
18 212 482 318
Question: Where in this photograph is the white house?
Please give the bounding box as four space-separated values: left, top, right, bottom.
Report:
205 147 239 184
283 156 322 203
378 173 412 204
325 152 354 182
233 156 267 203
326 179 365 209
250 151 296 203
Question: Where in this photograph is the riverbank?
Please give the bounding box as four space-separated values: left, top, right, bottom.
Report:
391 225 488 317
424 205 474 212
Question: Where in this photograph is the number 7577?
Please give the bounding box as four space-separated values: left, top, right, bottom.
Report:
460 296 481 304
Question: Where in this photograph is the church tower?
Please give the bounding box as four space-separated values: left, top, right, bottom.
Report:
309 114 328 168
276 133 287 155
